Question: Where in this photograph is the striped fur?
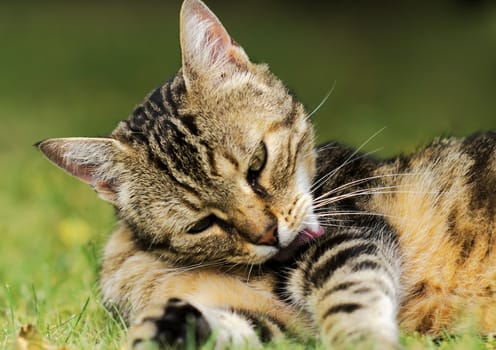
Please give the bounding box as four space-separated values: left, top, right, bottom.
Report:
37 0 496 349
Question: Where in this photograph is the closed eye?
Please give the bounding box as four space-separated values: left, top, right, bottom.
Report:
187 215 216 234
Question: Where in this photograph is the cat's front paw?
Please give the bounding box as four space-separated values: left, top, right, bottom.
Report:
129 298 212 349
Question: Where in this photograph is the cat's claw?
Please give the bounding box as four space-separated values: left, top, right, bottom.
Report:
129 298 212 349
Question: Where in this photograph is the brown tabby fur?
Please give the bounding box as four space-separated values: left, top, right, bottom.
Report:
369 136 496 334
37 0 496 348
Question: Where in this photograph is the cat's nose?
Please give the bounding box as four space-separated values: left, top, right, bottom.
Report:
257 223 278 246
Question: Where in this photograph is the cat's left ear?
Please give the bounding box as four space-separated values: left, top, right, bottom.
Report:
179 0 251 87
36 137 128 204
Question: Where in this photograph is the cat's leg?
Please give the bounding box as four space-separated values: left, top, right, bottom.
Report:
128 297 292 349
102 226 310 349
126 284 297 350
128 298 212 349
287 221 402 349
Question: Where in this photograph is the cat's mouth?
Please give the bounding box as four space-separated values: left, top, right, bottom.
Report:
271 225 325 262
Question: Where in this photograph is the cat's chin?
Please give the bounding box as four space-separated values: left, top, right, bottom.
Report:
271 225 325 262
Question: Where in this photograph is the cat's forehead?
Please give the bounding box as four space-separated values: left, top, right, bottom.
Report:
119 70 305 158
186 77 295 123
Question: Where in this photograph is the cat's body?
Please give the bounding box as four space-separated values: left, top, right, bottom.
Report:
317 135 496 335
37 0 496 348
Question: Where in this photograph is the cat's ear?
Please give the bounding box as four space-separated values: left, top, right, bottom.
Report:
36 137 127 204
179 0 250 87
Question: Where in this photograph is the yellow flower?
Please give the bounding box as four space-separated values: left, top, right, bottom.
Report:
57 217 91 247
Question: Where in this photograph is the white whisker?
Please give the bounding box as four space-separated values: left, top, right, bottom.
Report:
246 263 254 282
314 190 439 211
313 173 418 202
305 82 336 121
315 144 339 154
313 185 407 207
313 210 405 221
311 127 387 193
311 149 382 195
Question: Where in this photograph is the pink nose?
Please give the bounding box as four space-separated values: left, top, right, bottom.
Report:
257 224 278 246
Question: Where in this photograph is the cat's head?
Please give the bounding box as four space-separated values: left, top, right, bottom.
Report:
37 0 322 265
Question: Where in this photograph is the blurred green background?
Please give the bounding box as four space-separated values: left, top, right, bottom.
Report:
1 0 495 348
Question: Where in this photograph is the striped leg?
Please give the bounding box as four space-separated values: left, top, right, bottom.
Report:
290 222 401 349
128 299 288 349
129 299 213 349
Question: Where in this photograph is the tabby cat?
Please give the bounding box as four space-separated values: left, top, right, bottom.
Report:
37 0 496 349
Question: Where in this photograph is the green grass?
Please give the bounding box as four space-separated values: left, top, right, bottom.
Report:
1 1 496 349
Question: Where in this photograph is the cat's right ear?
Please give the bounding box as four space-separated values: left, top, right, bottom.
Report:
179 0 251 88
36 138 128 204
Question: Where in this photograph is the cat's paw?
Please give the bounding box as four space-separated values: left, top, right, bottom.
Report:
129 298 212 349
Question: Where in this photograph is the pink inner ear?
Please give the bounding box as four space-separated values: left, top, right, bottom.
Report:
188 0 247 68
204 23 231 61
41 144 98 185
64 161 98 185
37 138 120 204
204 24 247 68
57 157 117 202
94 179 117 197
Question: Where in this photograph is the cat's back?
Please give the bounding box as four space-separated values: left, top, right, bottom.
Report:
367 131 496 334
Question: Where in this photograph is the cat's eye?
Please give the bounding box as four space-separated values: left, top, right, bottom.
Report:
247 142 268 196
249 142 267 174
187 215 215 234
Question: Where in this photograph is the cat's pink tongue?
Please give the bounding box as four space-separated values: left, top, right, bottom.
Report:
272 225 325 262
294 225 325 245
